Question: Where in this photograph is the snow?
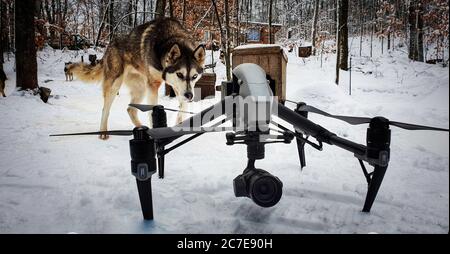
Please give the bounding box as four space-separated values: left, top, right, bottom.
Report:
0 40 448 234
235 44 284 50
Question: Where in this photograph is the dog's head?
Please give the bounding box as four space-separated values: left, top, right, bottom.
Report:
162 44 206 102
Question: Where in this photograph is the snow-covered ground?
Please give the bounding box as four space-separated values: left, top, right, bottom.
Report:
0 40 448 234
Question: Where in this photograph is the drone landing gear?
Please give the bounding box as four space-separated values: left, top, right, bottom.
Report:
359 117 391 212
295 102 309 169
130 126 157 220
291 104 392 213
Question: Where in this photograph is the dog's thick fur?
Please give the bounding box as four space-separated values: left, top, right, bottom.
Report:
67 18 206 139
0 65 7 97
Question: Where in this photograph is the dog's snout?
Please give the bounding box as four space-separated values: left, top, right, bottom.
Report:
184 91 193 101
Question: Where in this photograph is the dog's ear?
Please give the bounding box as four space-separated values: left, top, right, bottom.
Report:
167 44 181 65
193 44 206 65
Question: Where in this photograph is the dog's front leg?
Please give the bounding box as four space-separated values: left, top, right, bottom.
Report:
176 100 187 125
147 82 160 128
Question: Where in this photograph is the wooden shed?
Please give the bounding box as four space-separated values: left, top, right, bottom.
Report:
232 45 288 103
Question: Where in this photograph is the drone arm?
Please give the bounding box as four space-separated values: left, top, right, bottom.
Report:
327 135 366 156
277 103 367 156
158 117 231 156
159 97 234 146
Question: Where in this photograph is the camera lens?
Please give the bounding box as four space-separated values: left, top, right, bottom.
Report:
249 172 283 208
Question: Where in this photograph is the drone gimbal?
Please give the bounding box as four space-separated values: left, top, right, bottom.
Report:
52 63 449 220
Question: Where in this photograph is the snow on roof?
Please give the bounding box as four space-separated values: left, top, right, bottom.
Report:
235 44 283 50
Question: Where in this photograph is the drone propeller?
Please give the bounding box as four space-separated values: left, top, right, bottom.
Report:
50 127 236 139
129 104 195 115
286 102 449 132
50 130 134 137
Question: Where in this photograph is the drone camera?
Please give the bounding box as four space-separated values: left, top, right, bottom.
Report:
233 168 283 208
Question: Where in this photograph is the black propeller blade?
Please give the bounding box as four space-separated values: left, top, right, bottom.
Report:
129 104 195 114
50 130 134 137
388 121 449 132
288 102 449 132
298 104 372 125
50 127 236 139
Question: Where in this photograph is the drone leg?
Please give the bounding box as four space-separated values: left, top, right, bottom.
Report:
295 103 308 169
130 126 157 220
296 137 307 169
136 178 154 220
158 155 165 179
362 117 391 213
362 165 387 212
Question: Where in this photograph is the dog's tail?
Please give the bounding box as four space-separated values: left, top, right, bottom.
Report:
67 60 103 83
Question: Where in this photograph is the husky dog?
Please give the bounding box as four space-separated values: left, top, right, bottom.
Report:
64 62 74 81
67 18 206 139
0 65 6 97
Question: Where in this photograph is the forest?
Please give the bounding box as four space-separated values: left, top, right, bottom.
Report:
1 0 449 93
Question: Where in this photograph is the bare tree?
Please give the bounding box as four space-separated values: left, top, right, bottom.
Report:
335 0 349 85
108 0 114 41
224 0 232 80
168 0 173 18
409 1 424 62
268 0 274 44
311 0 320 55
143 0 147 23
15 0 38 90
182 0 186 24
155 0 166 18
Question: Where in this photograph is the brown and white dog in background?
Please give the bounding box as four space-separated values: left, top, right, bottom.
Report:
64 62 74 81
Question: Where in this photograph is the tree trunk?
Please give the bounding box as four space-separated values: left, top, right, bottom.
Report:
95 0 110 47
224 0 232 80
408 2 424 62
337 0 348 70
143 0 146 23
155 0 166 18
387 32 391 50
15 0 38 90
370 0 374 58
359 0 363 57
0 0 4 64
335 0 349 84
268 0 273 44
128 0 133 27
134 0 138 27
168 0 173 18
182 0 186 24
311 0 320 55
150 0 154 20
235 0 240 46
108 1 114 41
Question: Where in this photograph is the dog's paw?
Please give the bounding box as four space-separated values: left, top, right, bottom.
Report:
176 114 184 125
99 134 110 140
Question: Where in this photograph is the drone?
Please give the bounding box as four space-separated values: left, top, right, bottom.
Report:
51 63 449 220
